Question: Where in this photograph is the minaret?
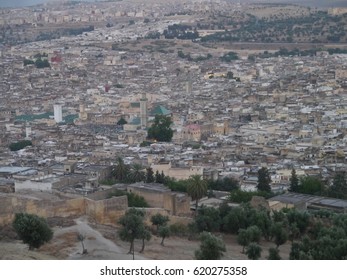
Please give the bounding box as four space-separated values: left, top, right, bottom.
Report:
140 93 148 128
53 104 63 123
25 122 32 139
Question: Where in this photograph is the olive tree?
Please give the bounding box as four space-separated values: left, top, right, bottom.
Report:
12 213 53 250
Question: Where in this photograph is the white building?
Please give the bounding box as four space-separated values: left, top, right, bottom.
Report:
54 104 63 123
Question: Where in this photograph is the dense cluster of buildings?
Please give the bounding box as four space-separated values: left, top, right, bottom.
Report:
0 0 347 209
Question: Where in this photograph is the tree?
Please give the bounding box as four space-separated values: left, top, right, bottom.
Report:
289 168 300 192
195 232 226 260
159 226 170 246
237 229 251 253
194 206 221 232
9 140 32 151
267 248 281 260
247 225 262 243
330 172 347 199
155 170 165 184
271 222 288 248
289 242 302 260
147 115 173 142
113 157 129 182
256 167 271 192
151 213 169 232
245 243 262 260
12 213 53 250
286 209 310 234
288 223 300 244
35 58 50 68
146 167 154 183
299 176 325 195
128 164 145 183
187 175 208 216
117 117 127 126
139 226 151 253
77 233 87 254
118 208 146 254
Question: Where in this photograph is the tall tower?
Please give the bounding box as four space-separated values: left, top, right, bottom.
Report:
54 104 63 123
186 79 192 94
79 104 87 121
25 122 32 139
140 93 148 128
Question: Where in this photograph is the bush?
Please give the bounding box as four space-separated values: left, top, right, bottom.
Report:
9 140 32 151
194 206 221 232
228 189 274 203
12 213 53 250
195 232 226 260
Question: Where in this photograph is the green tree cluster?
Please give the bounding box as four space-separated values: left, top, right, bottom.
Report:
147 115 173 142
207 177 239 192
118 208 151 255
12 213 53 250
219 51 239 62
195 232 226 260
9 140 32 151
289 170 325 196
290 212 347 260
107 189 149 208
329 171 347 199
112 157 149 184
150 213 169 232
257 167 272 192
228 189 275 203
187 175 208 215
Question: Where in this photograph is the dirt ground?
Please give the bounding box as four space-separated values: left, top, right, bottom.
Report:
0 216 291 260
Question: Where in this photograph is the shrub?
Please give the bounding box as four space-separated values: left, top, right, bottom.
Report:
12 213 53 250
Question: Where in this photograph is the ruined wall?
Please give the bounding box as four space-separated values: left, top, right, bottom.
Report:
0 194 128 226
0 196 86 226
128 186 166 209
87 187 118 201
173 194 191 215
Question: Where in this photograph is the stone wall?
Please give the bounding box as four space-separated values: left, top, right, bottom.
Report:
0 196 86 226
128 186 167 209
0 194 128 226
85 196 127 224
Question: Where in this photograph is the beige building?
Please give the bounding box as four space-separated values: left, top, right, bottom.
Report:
151 161 203 180
328 8 347 15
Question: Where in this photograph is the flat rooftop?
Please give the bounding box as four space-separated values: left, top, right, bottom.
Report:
269 192 347 210
0 166 34 175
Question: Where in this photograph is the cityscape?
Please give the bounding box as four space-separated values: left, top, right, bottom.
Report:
0 0 347 260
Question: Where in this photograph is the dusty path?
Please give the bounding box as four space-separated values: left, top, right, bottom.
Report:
53 216 147 260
